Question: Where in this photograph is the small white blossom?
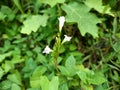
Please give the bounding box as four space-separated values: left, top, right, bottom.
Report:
62 35 72 43
58 16 65 32
42 45 53 54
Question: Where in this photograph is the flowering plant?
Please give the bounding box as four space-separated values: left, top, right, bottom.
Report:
43 16 72 70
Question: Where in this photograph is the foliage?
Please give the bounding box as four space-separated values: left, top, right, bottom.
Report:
0 0 120 90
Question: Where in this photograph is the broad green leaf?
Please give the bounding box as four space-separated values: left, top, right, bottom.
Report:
2 61 14 73
27 88 40 90
58 66 70 76
36 54 47 64
11 48 24 64
0 80 12 90
77 65 106 85
30 76 41 88
0 51 12 62
0 67 4 80
49 76 59 90
69 44 77 51
40 76 49 90
65 55 76 68
39 0 65 7
7 70 22 85
22 58 37 78
59 82 68 90
58 66 77 76
11 83 21 90
84 0 114 16
112 42 120 52
21 15 48 35
30 66 47 88
0 12 6 20
62 2 101 37
32 66 47 77
13 0 23 13
89 72 106 85
1 5 15 21
77 70 87 84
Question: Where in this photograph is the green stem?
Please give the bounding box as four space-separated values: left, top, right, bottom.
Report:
54 32 61 71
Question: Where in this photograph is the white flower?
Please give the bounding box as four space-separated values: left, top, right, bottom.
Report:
58 16 65 32
62 35 72 43
42 45 53 54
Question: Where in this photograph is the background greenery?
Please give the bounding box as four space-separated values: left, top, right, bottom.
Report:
0 0 120 90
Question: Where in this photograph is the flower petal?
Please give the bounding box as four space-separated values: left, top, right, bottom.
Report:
58 16 65 31
43 45 52 54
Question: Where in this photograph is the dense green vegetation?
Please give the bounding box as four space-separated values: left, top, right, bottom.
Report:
0 0 120 90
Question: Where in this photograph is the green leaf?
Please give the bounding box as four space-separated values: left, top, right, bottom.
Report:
49 76 59 90
65 55 76 68
58 66 77 76
62 2 101 37
0 51 12 62
89 72 106 85
112 42 120 52
58 66 70 76
1 5 15 21
0 12 6 20
36 54 47 64
40 76 50 90
84 0 114 16
22 58 37 78
77 65 106 85
27 88 40 90
0 67 4 80
7 70 22 85
11 49 24 64
77 70 87 84
11 83 21 90
32 66 47 77
69 44 77 51
39 0 65 7
2 61 14 73
30 66 47 88
30 76 41 88
13 0 23 13
0 80 12 90
59 82 68 90
21 15 48 35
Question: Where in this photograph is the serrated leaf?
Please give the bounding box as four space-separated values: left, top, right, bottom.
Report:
39 0 65 7
21 15 48 35
62 2 101 37
84 0 114 16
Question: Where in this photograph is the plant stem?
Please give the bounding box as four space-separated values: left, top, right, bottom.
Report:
55 54 59 72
